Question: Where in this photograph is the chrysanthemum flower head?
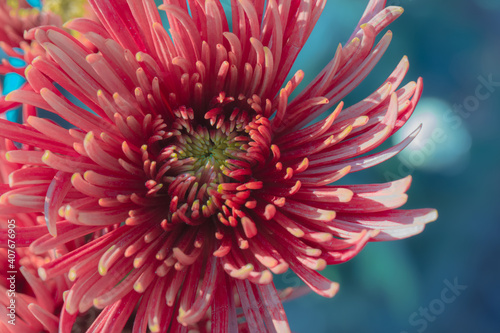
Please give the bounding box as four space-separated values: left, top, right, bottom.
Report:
0 139 73 333
0 0 62 68
0 245 65 333
0 0 63 118
0 0 437 331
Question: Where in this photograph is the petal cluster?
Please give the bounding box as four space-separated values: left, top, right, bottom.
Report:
0 0 436 332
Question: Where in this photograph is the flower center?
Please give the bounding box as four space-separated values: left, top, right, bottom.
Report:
173 125 243 176
141 97 272 227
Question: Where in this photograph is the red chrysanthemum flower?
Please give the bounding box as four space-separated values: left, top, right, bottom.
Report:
0 0 61 52
0 0 437 332
0 0 62 116
0 235 67 333
0 139 73 333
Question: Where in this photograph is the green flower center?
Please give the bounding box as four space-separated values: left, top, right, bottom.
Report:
173 127 243 173
141 100 271 225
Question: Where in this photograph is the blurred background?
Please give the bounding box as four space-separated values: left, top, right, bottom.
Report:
3 0 499 332
278 0 500 332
